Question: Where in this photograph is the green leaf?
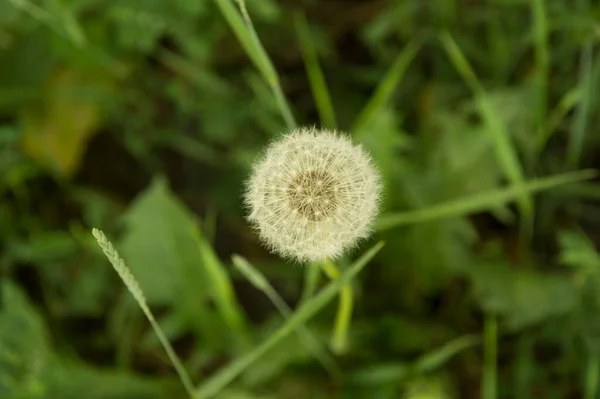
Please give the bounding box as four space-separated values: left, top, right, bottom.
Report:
120 177 192 305
119 177 249 350
0 280 176 399
0 281 50 398
558 230 600 273
470 262 578 331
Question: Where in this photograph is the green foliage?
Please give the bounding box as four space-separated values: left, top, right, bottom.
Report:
120 177 250 353
0 281 179 399
2 0 600 398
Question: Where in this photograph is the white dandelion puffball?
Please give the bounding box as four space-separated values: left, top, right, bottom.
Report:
244 127 382 262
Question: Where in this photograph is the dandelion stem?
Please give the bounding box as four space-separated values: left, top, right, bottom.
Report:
320 259 353 354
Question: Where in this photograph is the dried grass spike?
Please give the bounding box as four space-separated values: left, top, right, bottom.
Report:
92 228 147 307
91 228 196 397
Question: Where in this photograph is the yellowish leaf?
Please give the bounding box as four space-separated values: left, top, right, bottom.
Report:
21 67 111 176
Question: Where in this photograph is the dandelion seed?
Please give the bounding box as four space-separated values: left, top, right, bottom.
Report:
244 127 382 262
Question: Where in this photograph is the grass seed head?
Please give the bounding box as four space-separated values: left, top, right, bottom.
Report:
244 127 382 262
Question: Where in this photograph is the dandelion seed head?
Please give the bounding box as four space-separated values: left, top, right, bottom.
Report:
244 127 382 262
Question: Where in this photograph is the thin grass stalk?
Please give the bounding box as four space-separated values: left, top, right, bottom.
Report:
232 255 341 378
92 228 197 399
482 314 497 399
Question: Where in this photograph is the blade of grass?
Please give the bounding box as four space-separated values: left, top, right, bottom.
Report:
414 334 480 374
514 335 533 399
352 40 421 133
159 134 220 166
204 202 218 246
212 0 296 129
556 181 600 200
159 49 233 96
536 85 581 150
196 242 384 398
91 229 196 398
440 32 532 238
232 255 341 378
350 334 480 385
376 169 597 231
8 0 125 76
8 0 61 36
235 0 296 129
482 314 498 399
190 226 251 351
585 353 599 399
47 0 86 47
568 40 594 168
320 259 353 354
294 11 337 129
531 0 549 136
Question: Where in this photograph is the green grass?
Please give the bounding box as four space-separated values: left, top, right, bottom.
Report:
213 0 296 130
440 32 533 240
483 315 498 399
2 1 600 398
294 11 337 130
376 169 597 231
232 254 340 378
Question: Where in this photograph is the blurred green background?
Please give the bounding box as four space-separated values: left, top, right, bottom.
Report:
2 0 600 398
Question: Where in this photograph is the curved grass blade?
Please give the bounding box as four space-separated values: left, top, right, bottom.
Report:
440 32 532 238
568 41 595 168
482 315 498 399
352 40 421 133
531 0 549 135
232 255 341 378
196 242 384 398
376 170 597 231
294 11 337 129
213 0 296 129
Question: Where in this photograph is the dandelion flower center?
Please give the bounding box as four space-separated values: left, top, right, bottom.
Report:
287 170 338 222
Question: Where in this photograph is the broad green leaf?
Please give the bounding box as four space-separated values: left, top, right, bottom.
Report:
120 177 249 350
558 230 600 273
0 280 175 399
470 262 578 331
0 281 50 398
120 177 191 305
